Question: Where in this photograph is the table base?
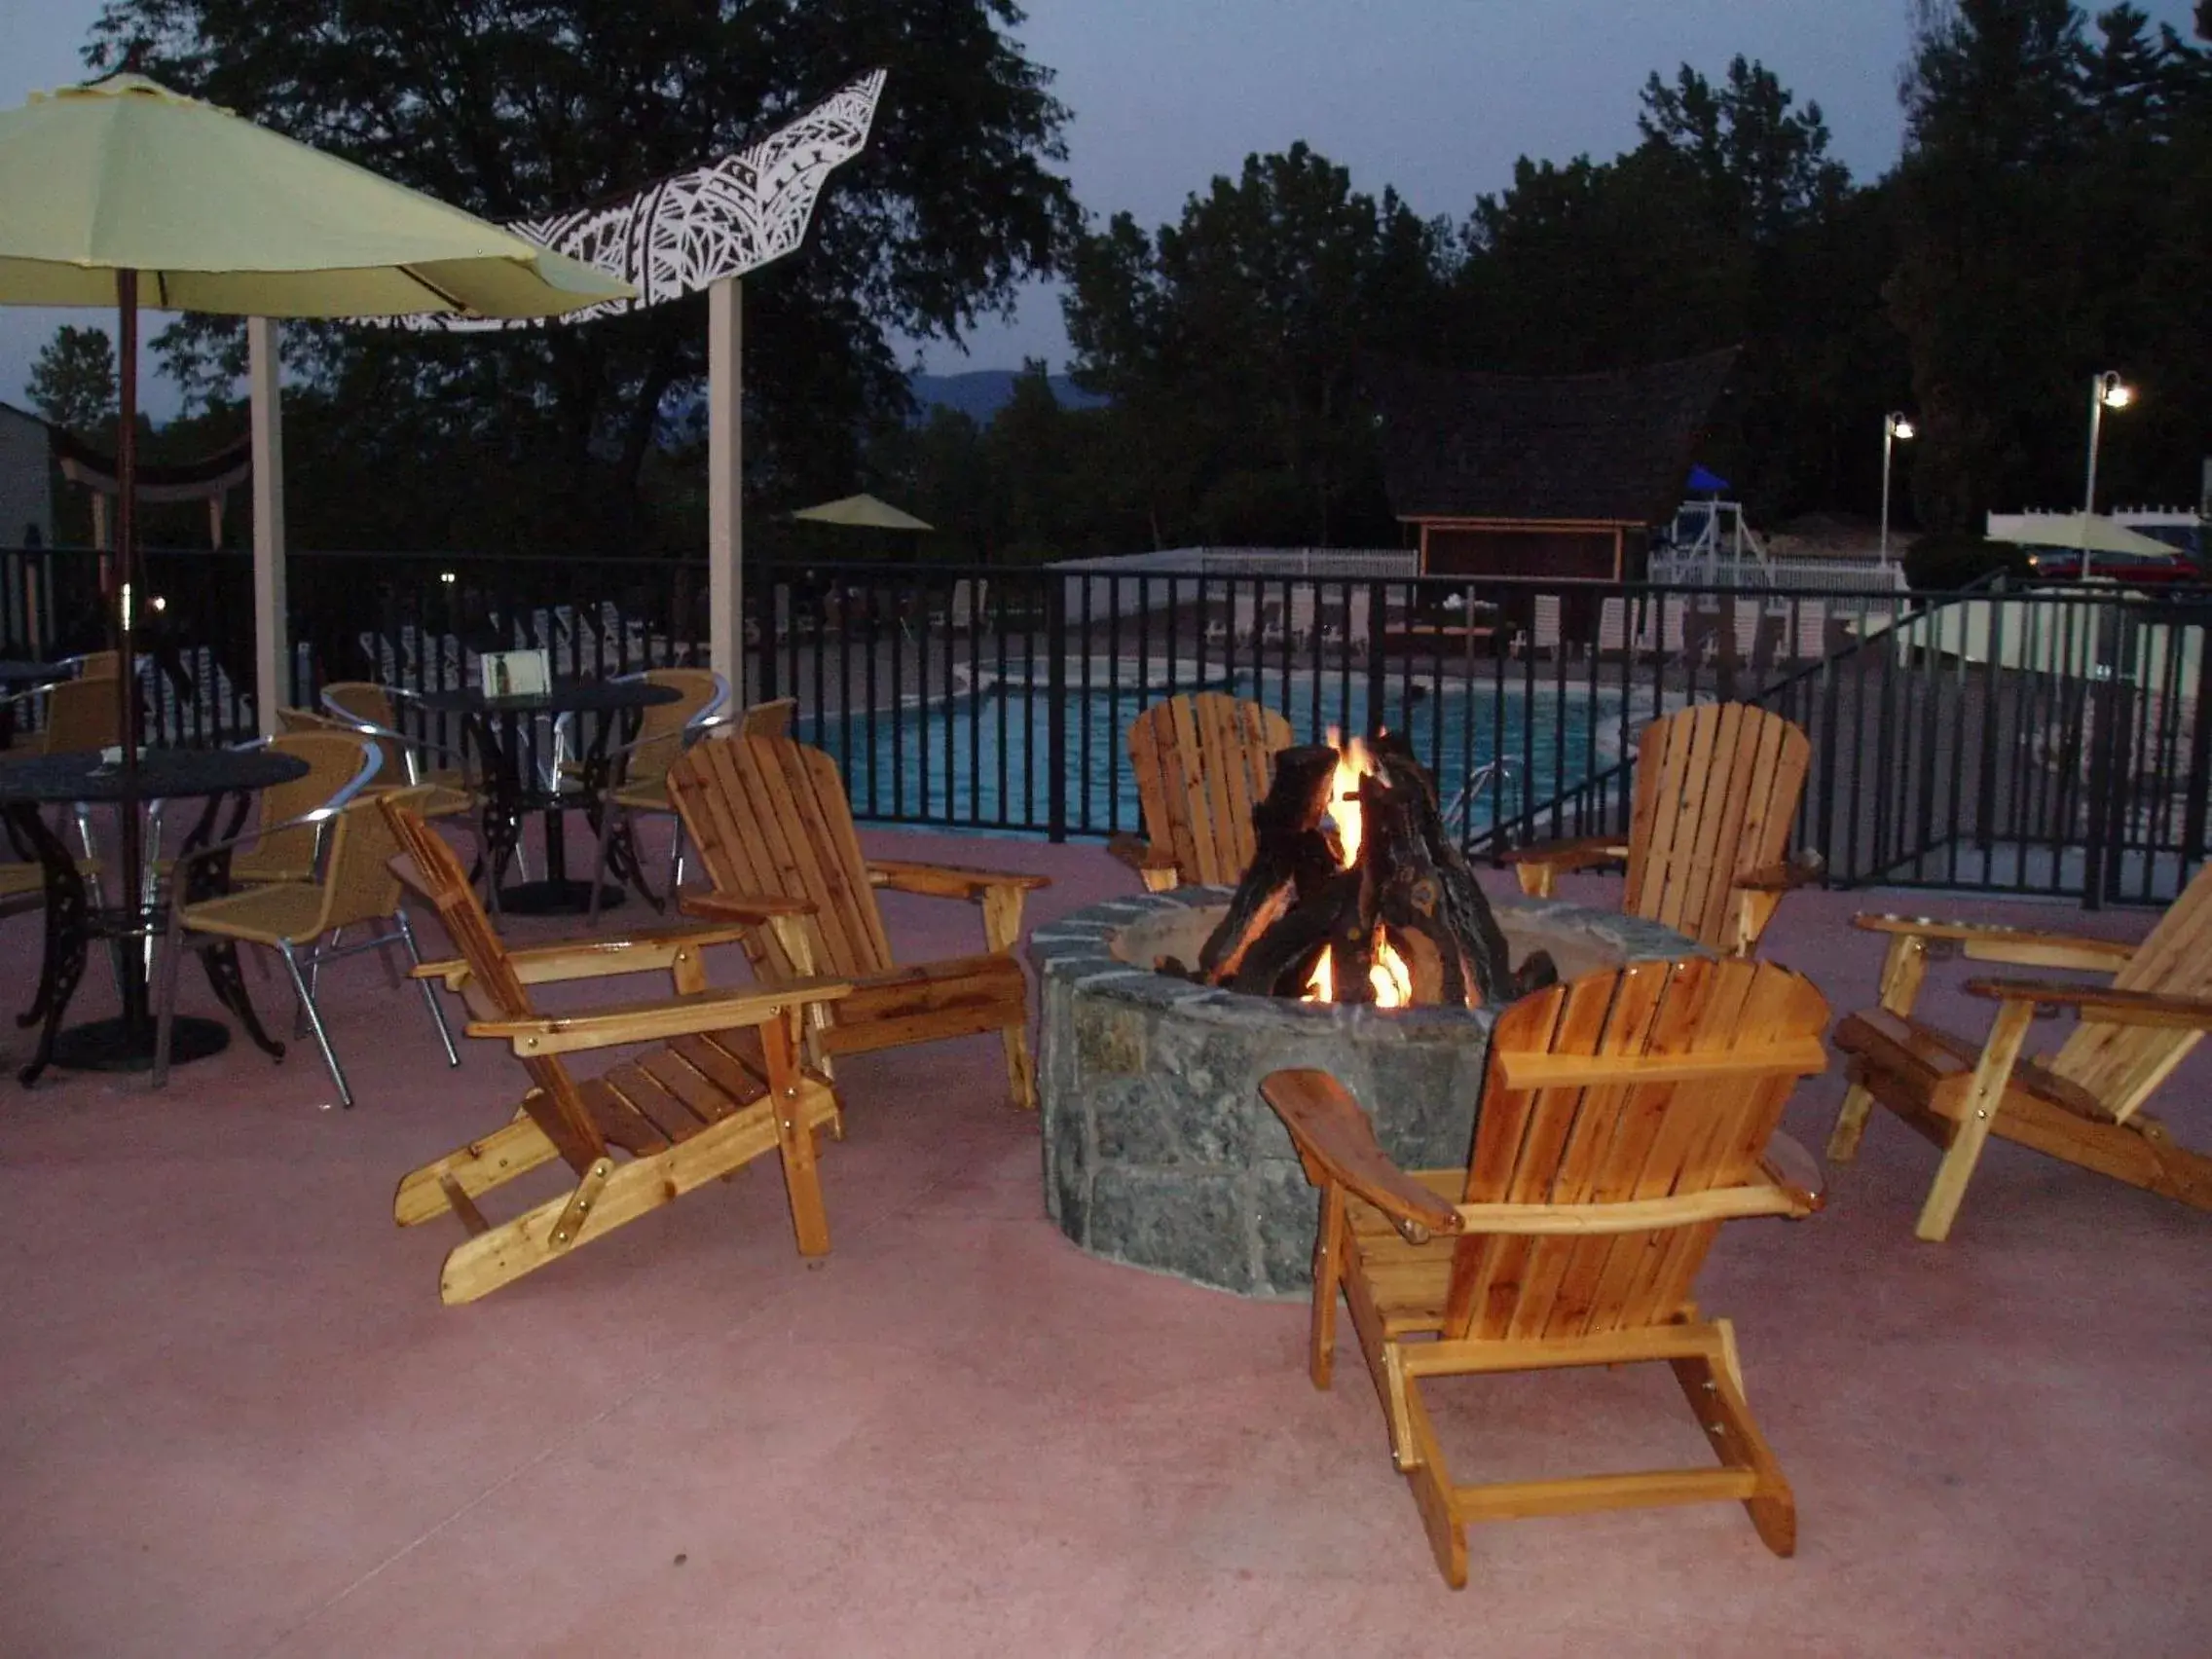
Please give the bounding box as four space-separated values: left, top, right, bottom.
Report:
495 878 627 917
48 1014 231 1075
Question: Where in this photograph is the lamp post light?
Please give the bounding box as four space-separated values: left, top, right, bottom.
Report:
2082 371 2134 581
1880 411 1915 568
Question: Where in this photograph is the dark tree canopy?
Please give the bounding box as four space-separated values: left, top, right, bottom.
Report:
87 0 1078 553
27 325 119 435
1889 0 2212 529
1062 142 1454 547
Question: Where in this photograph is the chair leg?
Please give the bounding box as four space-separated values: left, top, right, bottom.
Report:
392 909 460 1068
666 815 687 895
1401 1383 1469 1590
1916 999 2036 1242
587 805 617 928
1309 1182 1345 1389
1670 1342 1795 1558
1827 1081 1876 1162
149 915 187 1090
1000 1024 1037 1111
278 939 352 1109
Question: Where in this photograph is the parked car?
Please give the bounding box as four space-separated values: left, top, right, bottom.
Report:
2021 546 2207 585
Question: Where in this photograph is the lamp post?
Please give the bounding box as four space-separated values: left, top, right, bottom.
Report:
1880 411 1915 568
2082 370 2134 581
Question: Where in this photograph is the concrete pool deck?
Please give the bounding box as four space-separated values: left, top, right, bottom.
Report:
2 817 2206 1656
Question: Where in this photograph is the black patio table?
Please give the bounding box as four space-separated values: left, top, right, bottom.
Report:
0 746 310 1084
419 678 681 916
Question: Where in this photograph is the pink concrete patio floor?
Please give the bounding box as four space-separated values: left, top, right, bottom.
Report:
3 824 2208 1657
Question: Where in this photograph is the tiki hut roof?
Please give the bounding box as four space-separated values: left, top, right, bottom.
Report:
1366 348 1738 526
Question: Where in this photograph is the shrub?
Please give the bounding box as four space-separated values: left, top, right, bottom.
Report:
1902 533 2028 591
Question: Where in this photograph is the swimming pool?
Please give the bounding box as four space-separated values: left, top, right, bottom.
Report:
799 662 1668 841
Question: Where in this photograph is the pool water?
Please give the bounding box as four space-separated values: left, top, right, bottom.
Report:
801 665 1661 841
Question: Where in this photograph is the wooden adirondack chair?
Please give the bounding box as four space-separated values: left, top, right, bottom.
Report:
1262 957 1829 1588
1828 872 2212 1242
665 734 1050 1109
1503 701 1821 955
381 801 853 1305
1105 692 1295 892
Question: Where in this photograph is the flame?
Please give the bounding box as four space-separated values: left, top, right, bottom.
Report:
1303 727 1415 1008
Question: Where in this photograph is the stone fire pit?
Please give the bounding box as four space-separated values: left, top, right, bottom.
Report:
1030 888 1695 1297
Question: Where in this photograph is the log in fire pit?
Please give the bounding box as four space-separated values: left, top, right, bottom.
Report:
1032 731 1700 1296
1168 730 1559 1011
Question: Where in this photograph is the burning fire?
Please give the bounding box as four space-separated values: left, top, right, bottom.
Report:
1305 728 1416 1008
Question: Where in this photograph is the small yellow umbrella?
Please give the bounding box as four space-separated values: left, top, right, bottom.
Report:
793 493 937 533
0 72 634 1065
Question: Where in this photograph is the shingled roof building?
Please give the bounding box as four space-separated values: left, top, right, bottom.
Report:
1367 348 1737 583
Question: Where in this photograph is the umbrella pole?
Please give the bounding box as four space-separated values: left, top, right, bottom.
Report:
115 270 147 1031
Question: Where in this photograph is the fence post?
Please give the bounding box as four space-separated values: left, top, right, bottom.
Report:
2082 618 2121 910
1364 579 1388 742
1047 569 1069 842
757 569 779 704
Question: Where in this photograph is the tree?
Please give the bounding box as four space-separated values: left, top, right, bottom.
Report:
1890 1 2212 525
86 0 1080 553
1458 58 1888 522
26 324 118 434
1064 142 1452 546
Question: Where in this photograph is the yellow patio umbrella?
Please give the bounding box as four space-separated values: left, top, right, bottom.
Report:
0 71 634 1063
793 493 937 533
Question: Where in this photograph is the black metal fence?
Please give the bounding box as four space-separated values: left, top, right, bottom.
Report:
6 544 2208 907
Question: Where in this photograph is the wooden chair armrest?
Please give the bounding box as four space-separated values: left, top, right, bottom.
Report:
464 977 853 1056
1105 832 1177 873
1259 1068 1462 1243
1498 835 1630 873
1852 913 2135 972
1451 1180 1812 1235
866 859 1051 900
677 890 819 924
1735 851 1825 893
1757 1131 1825 1213
1962 977 2212 1030
411 923 757 990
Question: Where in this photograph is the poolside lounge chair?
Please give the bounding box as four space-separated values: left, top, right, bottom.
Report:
384 799 851 1304
1526 593 1563 660
1503 703 1821 956
1597 597 1629 657
1106 691 1295 893
1792 601 1827 662
1261 957 1829 1587
667 732 1050 1109
1828 865 2212 1241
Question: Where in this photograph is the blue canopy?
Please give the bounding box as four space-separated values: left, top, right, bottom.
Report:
1686 463 1730 495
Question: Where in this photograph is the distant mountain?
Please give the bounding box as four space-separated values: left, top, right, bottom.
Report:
909 369 1105 423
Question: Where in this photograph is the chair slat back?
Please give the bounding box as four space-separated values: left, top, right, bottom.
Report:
379 801 608 1171
321 682 413 783
668 734 894 978
236 731 375 882
316 787 434 932
1624 703 1810 951
2051 861 2212 1116
1443 958 1828 1344
1126 693 1294 887
616 669 724 793
739 697 795 738
41 675 121 755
